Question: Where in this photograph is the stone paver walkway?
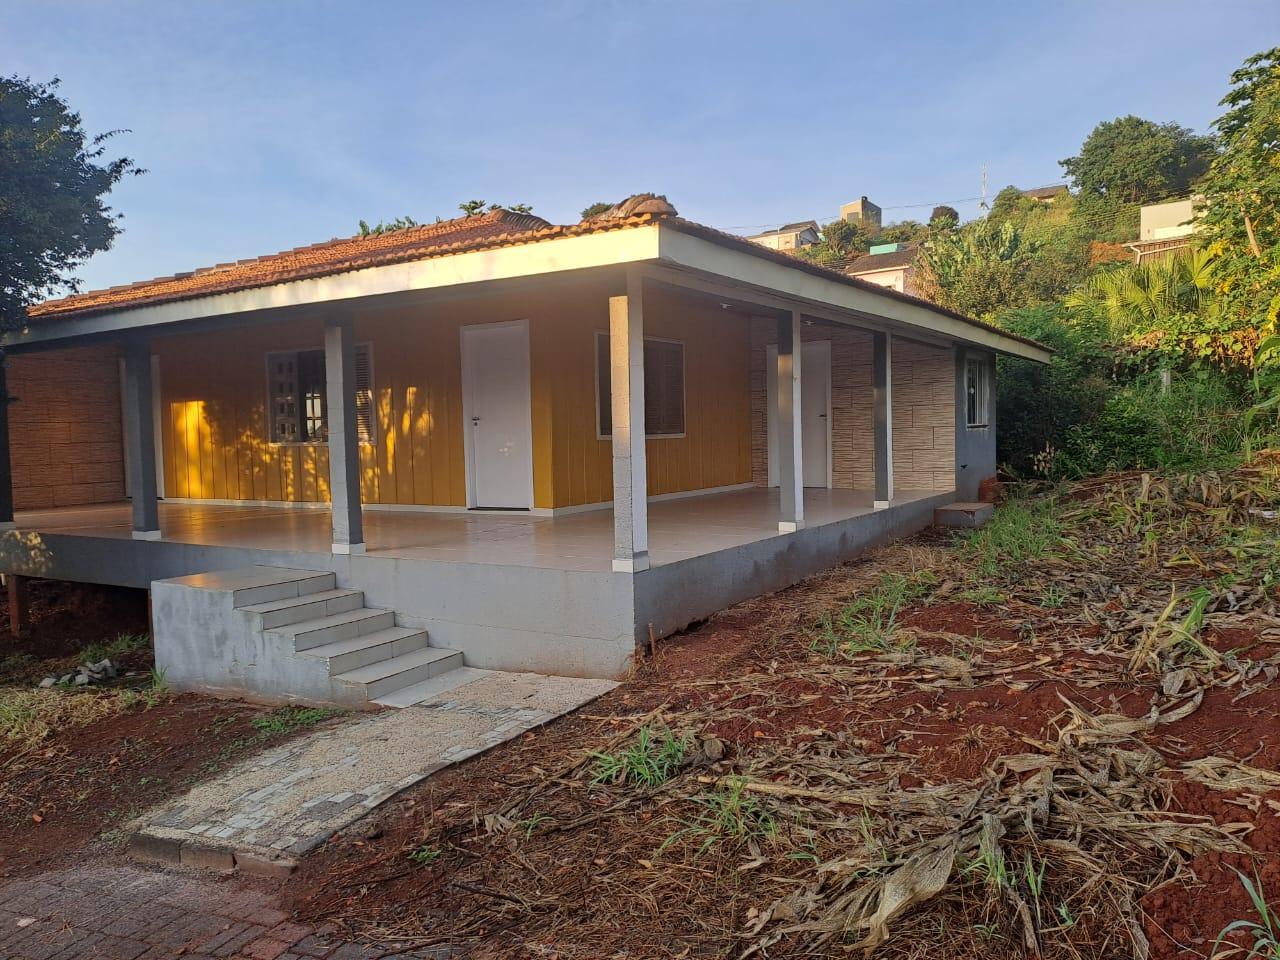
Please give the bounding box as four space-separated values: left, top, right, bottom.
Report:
131 671 616 874
0 862 449 959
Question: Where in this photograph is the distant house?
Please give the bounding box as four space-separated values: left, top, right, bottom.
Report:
1021 185 1069 203
844 243 918 296
840 196 882 229
1129 196 1203 263
748 220 820 251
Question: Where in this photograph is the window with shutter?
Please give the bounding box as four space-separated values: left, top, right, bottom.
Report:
595 333 686 439
266 344 376 445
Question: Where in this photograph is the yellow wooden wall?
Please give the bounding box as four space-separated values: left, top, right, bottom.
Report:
155 280 753 510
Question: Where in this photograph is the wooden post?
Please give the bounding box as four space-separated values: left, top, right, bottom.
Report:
7 574 29 637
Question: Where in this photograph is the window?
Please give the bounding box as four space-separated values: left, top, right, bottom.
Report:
595 333 685 438
965 356 990 428
267 345 374 444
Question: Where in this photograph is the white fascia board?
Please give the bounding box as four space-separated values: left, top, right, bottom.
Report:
7 224 664 348
656 226 1052 363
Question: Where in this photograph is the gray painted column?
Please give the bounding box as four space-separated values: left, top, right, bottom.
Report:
123 339 161 539
872 331 894 508
776 311 804 532
609 271 649 573
324 316 365 555
0 357 14 532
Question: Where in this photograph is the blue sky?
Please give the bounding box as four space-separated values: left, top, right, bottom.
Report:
3 0 1277 292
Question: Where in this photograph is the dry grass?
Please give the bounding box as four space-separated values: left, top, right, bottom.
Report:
0 688 135 749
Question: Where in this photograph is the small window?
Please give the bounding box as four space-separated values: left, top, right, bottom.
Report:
965 356 990 428
595 333 686 438
267 344 374 444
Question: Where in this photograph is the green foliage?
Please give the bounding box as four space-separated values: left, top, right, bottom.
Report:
959 497 1062 578
581 201 614 219
81 632 150 666
0 75 142 330
458 199 487 216
658 778 776 856
929 205 959 230
357 215 419 236
1060 115 1215 207
457 200 534 217
1215 868 1280 960
407 843 442 866
590 725 690 787
797 217 876 265
877 219 929 245
250 705 338 736
813 571 936 656
1199 47 1280 335
916 219 1043 319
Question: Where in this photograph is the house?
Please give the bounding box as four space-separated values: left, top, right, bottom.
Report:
1129 196 1202 263
0 194 1049 707
839 196 882 229
1020 184 1069 203
747 220 820 251
844 243 919 296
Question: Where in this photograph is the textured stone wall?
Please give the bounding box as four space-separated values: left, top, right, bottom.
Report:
7 344 125 510
890 339 956 491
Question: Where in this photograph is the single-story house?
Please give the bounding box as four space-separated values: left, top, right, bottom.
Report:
843 243 919 296
0 195 1049 706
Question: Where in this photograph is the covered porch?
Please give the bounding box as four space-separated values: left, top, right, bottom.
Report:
9 487 941 573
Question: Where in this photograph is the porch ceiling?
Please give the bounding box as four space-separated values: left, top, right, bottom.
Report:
13 488 940 573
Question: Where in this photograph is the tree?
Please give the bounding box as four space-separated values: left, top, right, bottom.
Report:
0 76 141 330
581 201 614 219
877 220 928 245
988 186 1024 222
458 200 487 216
929 205 959 230
357 215 419 236
1198 46 1280 333
795 218 875 265
1060 115 1216 206
915 219 1042 319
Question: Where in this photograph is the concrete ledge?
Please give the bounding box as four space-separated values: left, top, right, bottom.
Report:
179 839 236 872
934 501 995 528
233 850 299 879
127 830 182 865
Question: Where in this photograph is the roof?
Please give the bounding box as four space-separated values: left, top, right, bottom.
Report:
750 220 819 238
1021 184 1068 199
26 195 1049 357
845 245 917 273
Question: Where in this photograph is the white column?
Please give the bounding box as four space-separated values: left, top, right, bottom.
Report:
324 316 365 555
123 339 161 539
873 331 894 508
609 271 649 573
776 311 804 532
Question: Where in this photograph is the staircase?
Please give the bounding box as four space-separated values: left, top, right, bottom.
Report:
151 567 468 708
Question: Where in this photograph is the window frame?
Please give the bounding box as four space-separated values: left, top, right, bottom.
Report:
593 331 687 441
964 354 990 429
264 343 377 447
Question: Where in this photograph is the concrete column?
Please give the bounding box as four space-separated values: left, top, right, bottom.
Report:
872 331 894 508
609 271 649 573
123 339 161 539
776 311 804 532
324 316 365 555
0 357 14 532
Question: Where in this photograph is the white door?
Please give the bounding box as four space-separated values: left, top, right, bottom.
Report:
766 339 831 488
461 320 534 509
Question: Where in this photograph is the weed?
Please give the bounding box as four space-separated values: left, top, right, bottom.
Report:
407 844 442 866
658 778 777 856
81 632 150 665
1214 869 1280 960
1056 902 1076 929
251 705 339 736
0 689 131 747
514 815 550 839
962 825 1012 893
813 571 936 657
961 497 1062 578
591 725 690 787
1039 583 1067 608
959 585 1006 608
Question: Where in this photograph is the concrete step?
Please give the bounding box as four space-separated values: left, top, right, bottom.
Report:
179 567 337 607
266 608 396 652
299 626 430 674
372 666 496 707
935 501 995 529
238 589 365 629
334 646 465 700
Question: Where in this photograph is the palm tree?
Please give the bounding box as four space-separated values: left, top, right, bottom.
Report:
1064 249 1218 342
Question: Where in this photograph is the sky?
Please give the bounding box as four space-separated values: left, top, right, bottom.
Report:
3 0 1277 293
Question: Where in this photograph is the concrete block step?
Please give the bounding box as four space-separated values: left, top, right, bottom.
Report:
267 607 396 652
177 567 337 607
935 501 995 529
371 666 496 708
238 589 365 629
298 626 430 675
334 646 464 700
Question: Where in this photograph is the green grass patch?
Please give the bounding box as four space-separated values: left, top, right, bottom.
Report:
812 570 937 657
407 843 442 866
959 497 1063 578
250 705 339 736
659 778 777 857
590 725 691 788
81 632 151 665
